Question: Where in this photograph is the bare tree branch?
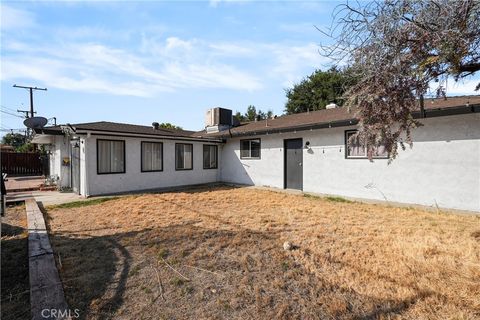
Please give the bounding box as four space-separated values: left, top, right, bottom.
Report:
318 0 480 160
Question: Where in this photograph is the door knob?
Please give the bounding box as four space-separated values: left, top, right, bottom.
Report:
299 162 302 166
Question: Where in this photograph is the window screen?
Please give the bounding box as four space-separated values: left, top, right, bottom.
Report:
97 140 125 174
203 145 218 169
141 142 163 171
345 130 388 159
240 139 261 159
176 143 193 170
346 131 366 158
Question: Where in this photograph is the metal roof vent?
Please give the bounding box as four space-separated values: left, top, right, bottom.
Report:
326 103 338 109
152 122 160 130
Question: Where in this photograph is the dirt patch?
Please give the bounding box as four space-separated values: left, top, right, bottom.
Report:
45 185 480 319
1 204 30 320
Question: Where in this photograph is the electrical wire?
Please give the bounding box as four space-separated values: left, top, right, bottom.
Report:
0 110 24 118
0 105 20 113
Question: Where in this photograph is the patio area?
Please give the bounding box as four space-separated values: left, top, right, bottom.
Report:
4 175 44 192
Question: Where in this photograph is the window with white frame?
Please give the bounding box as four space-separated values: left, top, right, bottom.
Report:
203 145 218 169
141 141 163 172
345 130 388 159
240 139 261 159
97 139 125 174
175 143 193 170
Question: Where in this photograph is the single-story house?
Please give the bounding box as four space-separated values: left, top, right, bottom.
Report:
33 95 480 212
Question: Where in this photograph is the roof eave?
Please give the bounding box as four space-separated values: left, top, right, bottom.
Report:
222 103 480 138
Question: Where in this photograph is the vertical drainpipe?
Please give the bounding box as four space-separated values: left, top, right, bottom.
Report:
218 142 223 183
84 134 89 197
420 94 426 118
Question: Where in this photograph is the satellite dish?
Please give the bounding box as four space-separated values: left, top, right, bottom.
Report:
23 116 48 129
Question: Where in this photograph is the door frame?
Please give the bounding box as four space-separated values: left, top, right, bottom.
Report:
70 140 81 195
283 138 303 190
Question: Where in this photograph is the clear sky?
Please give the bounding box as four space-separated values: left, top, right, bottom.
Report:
1 0 479 135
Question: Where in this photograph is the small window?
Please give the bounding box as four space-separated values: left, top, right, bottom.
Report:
240 139 261 159
203 145 218 169
97 139 125 174
176 143 193 170
345 130 388 159
141 142 163 172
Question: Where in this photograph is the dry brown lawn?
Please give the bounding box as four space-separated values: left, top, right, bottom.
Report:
45 186 480 320
1 204 30 320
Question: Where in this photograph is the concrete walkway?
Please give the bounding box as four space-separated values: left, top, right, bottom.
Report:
5 176 44 192
7 191 84 206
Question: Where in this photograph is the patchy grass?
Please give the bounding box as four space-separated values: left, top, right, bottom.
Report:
45 186 480 319
324 196 352 203
47 197 119 209
1 204 30 320
304 193 352 203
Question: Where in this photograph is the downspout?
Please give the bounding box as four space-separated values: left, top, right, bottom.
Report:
420 94 426 118
84 137 89 197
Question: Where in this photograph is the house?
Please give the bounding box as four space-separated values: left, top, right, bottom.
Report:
0 144 15 152
33 95 480 212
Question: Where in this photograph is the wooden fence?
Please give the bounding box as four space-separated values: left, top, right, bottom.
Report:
1 152 46 176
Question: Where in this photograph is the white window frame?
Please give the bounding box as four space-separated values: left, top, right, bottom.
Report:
345 130 388 159
240 139 261 159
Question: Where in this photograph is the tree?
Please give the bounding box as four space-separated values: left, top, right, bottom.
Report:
320 0 480 159
159 123 183 130
285 67 357 114
16 143 34 153
234 111 246 122
234 105 273 122
245 105 257 121
1 133 27 149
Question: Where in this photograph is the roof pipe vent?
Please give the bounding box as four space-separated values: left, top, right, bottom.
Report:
326 103 338 109
152 122 160 130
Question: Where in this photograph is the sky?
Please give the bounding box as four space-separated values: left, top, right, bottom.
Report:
1 0 479 136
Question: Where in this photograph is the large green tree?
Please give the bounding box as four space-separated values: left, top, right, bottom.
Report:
1 133 27 149
284 67 357 114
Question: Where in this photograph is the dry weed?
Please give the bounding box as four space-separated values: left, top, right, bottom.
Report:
46 186 480 319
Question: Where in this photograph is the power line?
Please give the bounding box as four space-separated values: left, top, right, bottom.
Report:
0 129 26 132
0 110 24 118
0 105 20 113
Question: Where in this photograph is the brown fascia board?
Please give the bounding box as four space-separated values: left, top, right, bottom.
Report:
218 103 480 139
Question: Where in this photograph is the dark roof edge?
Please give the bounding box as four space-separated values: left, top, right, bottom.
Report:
33 127 223 143
87 132 222 143
217 103 480 139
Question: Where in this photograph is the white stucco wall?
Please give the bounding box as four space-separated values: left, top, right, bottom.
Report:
83 135 221 196
49 135 71 188
221 113 480 212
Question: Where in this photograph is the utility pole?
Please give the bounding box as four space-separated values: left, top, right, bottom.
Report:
17 109 37 118
13 84 47 118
